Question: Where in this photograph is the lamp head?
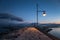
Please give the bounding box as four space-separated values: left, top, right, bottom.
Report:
42 11 46 16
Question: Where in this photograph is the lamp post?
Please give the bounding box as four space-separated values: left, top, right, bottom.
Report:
36 4 46 27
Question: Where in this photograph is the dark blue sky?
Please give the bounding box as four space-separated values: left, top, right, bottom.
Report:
0 0 60 23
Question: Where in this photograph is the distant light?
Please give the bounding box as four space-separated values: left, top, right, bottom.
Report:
42 11 46 16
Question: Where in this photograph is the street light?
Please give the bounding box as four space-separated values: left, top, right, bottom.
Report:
36 4 46 27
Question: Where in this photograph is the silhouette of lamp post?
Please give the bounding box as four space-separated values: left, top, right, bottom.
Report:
36 4 46 27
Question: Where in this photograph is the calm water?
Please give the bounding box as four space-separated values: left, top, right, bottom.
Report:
48 28 60 39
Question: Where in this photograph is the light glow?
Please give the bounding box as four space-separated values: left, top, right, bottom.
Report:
43 13 46 16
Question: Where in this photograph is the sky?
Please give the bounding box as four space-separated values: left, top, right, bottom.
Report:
0 0 60 24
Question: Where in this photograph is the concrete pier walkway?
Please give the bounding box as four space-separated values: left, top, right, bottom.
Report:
15 27 52 40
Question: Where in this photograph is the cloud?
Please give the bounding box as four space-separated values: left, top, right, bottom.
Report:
0 13 23 21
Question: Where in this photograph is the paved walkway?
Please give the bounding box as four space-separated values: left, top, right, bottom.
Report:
15 27 52 40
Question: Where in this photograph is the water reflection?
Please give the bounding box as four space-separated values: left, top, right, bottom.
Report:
48 28 60 38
